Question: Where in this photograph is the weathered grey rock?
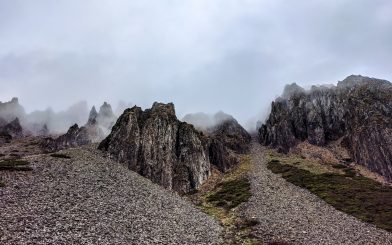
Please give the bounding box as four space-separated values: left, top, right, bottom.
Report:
208 138 238 172
42 120 105 152
99 102 212 193
0 117 7 128
0 117 23 139
183 111 251 162
87 106 98 125
259 75 392 180
97 102 116 130
0 97 25 123
39 124 49 136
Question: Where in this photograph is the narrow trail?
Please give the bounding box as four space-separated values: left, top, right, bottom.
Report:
241 142 392 245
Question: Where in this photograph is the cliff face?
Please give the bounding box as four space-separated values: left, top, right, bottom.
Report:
99 103 212 193
259 75 392 180
208 114 251 154
182 111 252 172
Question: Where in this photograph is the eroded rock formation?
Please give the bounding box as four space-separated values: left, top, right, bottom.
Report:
97 102 116 130
99 103 211 193
183 111 251 172
41 105 110 152
207 112 251 154
259 75 392 180
99 103 243 193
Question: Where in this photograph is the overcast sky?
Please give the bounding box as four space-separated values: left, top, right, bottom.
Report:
0 0 391 130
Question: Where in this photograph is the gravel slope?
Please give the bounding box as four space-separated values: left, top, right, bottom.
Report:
0 145 222 245
241 142 392 245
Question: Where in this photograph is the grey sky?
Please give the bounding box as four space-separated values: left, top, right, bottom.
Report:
0 0 391 130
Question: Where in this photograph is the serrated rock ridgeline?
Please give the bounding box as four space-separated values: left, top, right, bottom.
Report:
259 75 392 180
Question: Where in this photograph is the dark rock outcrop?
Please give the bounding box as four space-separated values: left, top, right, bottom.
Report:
208 112 251 154
0 118 23 138
0 117 7 128
208 138 238 172
183 111 251 172
183 111 252 153
259 75 392 180
99 102 211 193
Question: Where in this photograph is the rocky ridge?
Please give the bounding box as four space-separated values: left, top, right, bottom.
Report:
259 75 392 180
183 111 252 172
41 102 116 152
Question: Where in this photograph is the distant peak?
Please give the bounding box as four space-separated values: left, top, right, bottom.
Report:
151 102 175 115
338 75 391 88
282 83 305 99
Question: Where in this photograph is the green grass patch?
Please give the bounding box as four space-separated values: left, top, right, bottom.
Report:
0 179 5 187
50 153 71 159
189 155 261 244
267 160 392 232
207 178 251 210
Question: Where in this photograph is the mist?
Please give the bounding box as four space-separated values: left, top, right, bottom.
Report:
0 97 129 135
1 0 391 129
182 111 235 132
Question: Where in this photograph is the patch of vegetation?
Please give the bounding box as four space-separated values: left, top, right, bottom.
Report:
50 153 71 159
266 150 336 175
0 178 5 187
0 158 32 171
331 163 347 169
207 178 251 210
267 160 392 232
189 155 262 244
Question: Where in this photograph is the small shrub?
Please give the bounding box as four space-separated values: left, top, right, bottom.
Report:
0 179 5 187
343 168 357 177
0 159 32 171
331 164 347 169
50 153 71 159
236 217 259 229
